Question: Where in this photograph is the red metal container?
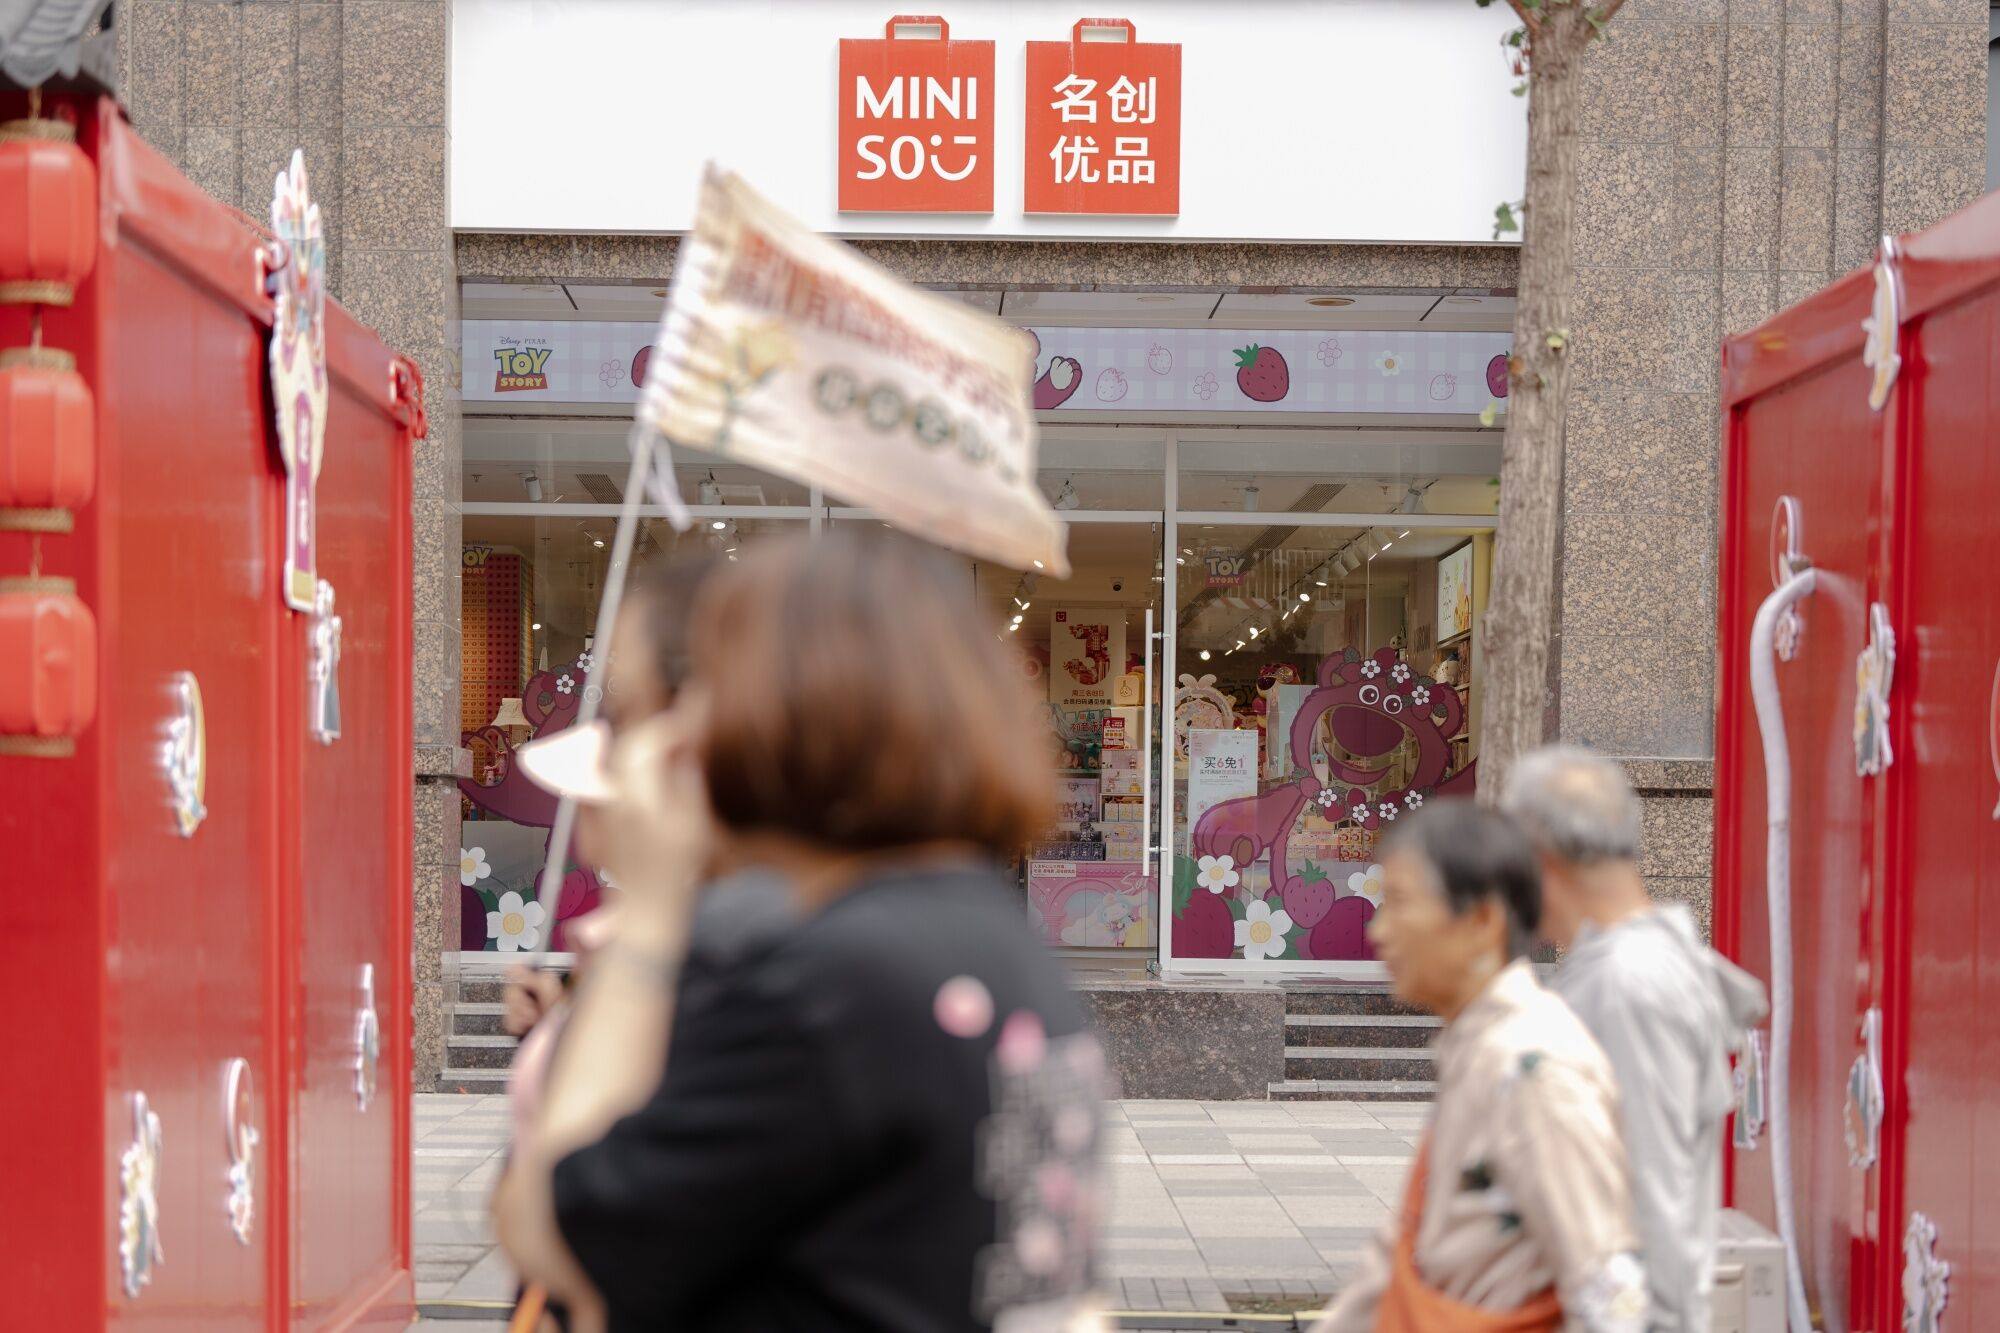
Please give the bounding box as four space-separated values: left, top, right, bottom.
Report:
1717 193 2000 1330
0 96 418 1329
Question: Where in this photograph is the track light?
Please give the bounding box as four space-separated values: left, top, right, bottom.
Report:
1299 592 1311 602
1052 477 1080 511
698 472 721 506
710 519 727 531
523 472 543 502
1199 649 1211 661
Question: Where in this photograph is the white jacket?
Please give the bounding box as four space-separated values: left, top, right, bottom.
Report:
1554 907 1769 1333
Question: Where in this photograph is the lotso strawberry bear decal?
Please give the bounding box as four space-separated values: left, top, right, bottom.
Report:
1233 344 1290 403
1174 647 1476 962
1029 330 1083 411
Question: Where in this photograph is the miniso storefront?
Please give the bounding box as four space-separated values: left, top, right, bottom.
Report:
449 0 1532 1095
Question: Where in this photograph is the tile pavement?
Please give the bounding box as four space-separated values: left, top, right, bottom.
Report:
408 1093 1424 1329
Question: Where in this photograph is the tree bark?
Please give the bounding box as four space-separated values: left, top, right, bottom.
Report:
1479 5 1594 800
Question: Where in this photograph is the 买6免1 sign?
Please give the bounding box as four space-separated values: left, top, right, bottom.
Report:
839 15 994 213
1024 18 1181 216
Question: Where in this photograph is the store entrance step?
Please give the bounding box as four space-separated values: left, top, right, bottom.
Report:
1275 986 1438 1102
1268 1077 1438 1102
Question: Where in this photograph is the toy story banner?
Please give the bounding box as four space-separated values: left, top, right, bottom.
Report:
463 321 1512 419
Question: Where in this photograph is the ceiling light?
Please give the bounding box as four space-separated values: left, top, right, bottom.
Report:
1176 556 1186 566
592 537 606 549
1052 477 1081 511
1306 296 1355 308
530 622 542 631
1033 560 1045 570
724 546 737 554
1399 529 1411 539
710 520 727 531
1199 649 1211 661
1014 597 1029 609
1315 578 1329 587
523 472 543 502
1298 592 1311 602
698 474 721 505
1181 548 1193 556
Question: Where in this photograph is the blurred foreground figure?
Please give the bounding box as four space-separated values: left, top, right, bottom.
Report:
495 533 1111 1333
1503 748 1768 1333
1315 802 1647 1333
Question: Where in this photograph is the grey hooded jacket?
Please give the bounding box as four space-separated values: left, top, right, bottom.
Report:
1553 906 1769 1333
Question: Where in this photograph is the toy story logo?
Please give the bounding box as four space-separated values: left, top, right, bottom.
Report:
1203 553 1248 588
493 341 552 392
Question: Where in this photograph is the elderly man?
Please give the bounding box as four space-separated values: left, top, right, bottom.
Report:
1501 747 1768 1333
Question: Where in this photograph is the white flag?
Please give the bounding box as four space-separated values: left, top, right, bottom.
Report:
636 167 1069 577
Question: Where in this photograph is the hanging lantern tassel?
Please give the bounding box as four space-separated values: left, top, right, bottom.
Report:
0 345 93 508
0 114 97 307
0 574 97 755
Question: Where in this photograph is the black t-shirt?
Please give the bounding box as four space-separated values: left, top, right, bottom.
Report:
551 864 1108 1332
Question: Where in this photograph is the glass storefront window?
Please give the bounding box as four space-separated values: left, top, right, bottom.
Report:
1165 522 1490 972
464 421 815 508
457 510 807 956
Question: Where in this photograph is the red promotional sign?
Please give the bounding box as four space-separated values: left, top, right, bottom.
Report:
1023 18 1181 216
838 15 995 213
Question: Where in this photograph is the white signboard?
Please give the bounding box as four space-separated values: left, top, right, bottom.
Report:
463 320 1512 416
451 0 1526 244
638 169 1068 576
1187 728 1258 854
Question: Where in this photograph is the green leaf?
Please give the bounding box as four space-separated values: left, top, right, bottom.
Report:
1226 893 1248 921
1512 81 1528 97
1300 859 1330 886
1492 201 1520 239
1479 402 1501 428
1171 856 1197 917
1232 345 1260 368
1545 330 1567 351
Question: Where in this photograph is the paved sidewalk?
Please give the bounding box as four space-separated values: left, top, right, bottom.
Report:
410 1093 1421 1327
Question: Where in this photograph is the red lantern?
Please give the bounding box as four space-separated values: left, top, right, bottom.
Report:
0 118 97 306
0 576 96 746
0 346 93 508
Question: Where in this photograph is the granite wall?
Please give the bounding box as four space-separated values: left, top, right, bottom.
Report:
117 0 463 1087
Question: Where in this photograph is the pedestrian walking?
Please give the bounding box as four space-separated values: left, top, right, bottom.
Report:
494 532 1111 1333
1314 800 1648 1333
1501 747 1768 1333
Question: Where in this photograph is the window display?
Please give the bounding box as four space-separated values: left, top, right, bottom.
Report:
1165 525 1490 972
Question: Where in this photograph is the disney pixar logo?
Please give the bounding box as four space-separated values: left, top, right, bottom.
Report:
493 343 552 393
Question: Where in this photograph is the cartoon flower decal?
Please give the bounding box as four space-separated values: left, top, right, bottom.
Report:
1378 802 1400 822
1315 788 1339 810
1235 898 1294 962
1196 854 1240 894
556 673 576 695
1346 864 1386 907
576 651 595 671
1411 686 1431 707
1316 337 1344 368
1405 790 1425 811
1360 660 1382 679
1373 349 1404 377
459 846 492 888
1190 371 1220 401
598 361 623 389
487 890 547 952
1390 662 1412 684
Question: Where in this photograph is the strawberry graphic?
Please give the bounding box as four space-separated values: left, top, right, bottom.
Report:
1233 344 1290 403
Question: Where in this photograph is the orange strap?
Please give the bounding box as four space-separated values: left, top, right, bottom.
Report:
1375 1144 1562 1333
508 1284 549 1333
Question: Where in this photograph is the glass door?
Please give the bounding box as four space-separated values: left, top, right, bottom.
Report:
1161 436 1497 976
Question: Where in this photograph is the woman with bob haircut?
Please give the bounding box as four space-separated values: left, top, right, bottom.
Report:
495 532 1111 1333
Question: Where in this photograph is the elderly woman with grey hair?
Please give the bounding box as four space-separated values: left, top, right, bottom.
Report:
1501 747 1767 1333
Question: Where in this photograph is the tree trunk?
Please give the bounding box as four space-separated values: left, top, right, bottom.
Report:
1479 5 1593 801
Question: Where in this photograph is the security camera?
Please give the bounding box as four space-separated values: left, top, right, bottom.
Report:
1111 578 1124 593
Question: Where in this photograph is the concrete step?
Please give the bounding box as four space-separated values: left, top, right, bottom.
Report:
1283 1045 1434 1083
452 1002 510 1037
457 978 508 1005
1268 1077 1436 1102
1282 989 1428 1018
435 1065 511 1094
1284 1013 1440 1048
446 1033 520 1070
